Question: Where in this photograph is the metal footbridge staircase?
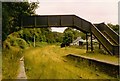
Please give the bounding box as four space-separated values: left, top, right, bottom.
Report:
21 15 119 56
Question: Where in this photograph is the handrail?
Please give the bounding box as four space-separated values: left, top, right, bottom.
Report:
95 23 119 45
91 24 114 55
101 23 119 45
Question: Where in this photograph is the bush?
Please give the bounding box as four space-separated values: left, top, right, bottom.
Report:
10 32 20 38
2 47 22 79
3 40 11 49
13 38 28 49
3 34 28 49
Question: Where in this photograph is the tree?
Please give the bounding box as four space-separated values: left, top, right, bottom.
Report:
2 2 39 41
52 32 63 43
79 32 86 40
62 27 85 44
63 30 74 44
107 23 119 34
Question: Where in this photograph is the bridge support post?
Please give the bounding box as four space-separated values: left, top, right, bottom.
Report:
86 33 88 52
99 43 101 49
90 33 93 52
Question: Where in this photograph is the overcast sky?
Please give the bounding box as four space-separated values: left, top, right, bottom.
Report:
32 0 119 32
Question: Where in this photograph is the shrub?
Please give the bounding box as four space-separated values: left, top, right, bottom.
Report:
3 35 28 49
14 38 28 49
3 40 11 49
2 47 22 79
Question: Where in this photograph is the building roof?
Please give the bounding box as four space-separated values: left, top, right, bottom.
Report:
72 37 86 43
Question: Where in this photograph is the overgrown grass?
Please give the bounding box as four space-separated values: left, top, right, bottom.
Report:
2 31 29 79
24 45 113 79
30 42 48 47
0 48 2 80
2 30 48 79
69 45 118 64
2 46 22 79
79 52 118 64
2 35 118 79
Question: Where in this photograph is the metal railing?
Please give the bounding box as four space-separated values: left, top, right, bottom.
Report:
91 24 119 55
95 23 119 45
101 23 119 45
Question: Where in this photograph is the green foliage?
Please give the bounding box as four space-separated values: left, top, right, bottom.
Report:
23 45 114 79
22 28 35 42
52 32 63 43
3 31 28 49
3 27 64 50
79 32 86 40
63 28 74 44
12 38 28 49
62 27 85 44
63 31 74 44
3 40 11 49
22 28 63 44
2 2 39 41
34 42 48 47
107 23 119 34
64 27 86 40
2 47 22 79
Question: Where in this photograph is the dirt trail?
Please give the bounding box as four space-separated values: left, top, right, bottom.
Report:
17 56 27 79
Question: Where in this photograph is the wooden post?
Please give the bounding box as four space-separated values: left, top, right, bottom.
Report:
90 33 93 51
86 33 88 52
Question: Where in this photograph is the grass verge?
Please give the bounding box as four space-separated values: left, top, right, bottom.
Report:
24 45 114 79
69 45 118 64
2 47 22 79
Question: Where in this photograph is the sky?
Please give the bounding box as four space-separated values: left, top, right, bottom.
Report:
29 0 119 32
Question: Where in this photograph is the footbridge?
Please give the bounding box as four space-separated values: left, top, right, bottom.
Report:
21 15 119 56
